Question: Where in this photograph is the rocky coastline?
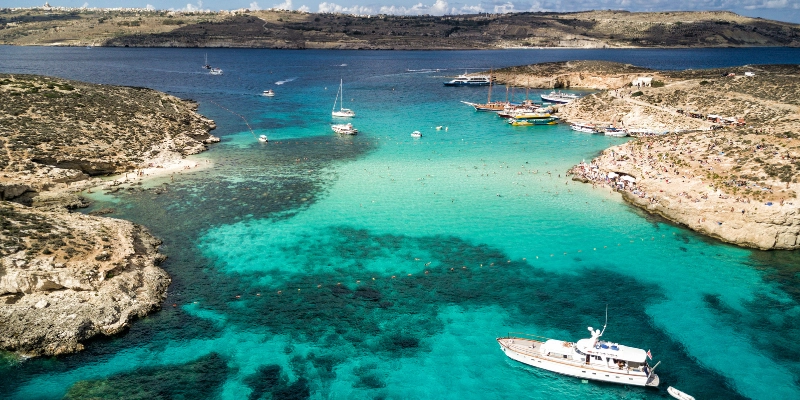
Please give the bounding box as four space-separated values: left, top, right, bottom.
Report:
0 74 218 357
2 9 799 49
498 61 799 250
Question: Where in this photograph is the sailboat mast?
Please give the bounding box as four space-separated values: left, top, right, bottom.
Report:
487 69 493 103
339 79 343 111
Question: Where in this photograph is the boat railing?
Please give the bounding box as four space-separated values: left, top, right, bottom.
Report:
504 332 554 342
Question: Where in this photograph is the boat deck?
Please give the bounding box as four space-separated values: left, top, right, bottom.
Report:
499 337 545 358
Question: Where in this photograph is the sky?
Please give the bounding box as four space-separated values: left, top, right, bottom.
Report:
6 0 800 23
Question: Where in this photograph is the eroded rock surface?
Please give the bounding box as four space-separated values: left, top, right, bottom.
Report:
0 74 217 356
0 201 170 356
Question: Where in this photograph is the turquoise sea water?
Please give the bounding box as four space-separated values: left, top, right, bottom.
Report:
2 47 800 399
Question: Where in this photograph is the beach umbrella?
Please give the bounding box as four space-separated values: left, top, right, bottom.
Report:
621 176 636 182
608 172 619 178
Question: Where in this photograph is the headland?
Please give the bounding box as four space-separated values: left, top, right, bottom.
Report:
1 8 799 49
494 61 799 250
0 73 218 356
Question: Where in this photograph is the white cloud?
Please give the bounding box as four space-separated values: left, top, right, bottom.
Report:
744 0 789 9
250 1 261 10
273 0 293 10
493 1 515 13
145 3 155 10
455 4 485 13
298 4 310 11
376 1 451 15
430 0 449 15
171 0 208 12
81 2 88 8
318 2 376 14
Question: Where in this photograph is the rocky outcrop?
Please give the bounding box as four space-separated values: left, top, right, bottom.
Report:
569 138 799 250
0 201 170 356
549 62 800 250
0 74 217 205
494 61 657 90
621 190 799 250
0 75 218 357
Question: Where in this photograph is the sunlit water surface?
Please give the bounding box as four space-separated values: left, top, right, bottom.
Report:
1 47 800 399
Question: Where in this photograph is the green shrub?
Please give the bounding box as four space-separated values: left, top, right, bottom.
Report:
651 80 665 88
631 91 643 97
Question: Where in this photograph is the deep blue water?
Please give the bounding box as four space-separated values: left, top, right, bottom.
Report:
1 46 800 400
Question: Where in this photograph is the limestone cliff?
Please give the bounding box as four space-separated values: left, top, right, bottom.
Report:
0 73 218 206
0 201 170 356
502 61 800 250
0 74 218 356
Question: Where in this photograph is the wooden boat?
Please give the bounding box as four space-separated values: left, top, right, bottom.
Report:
668 386 695 400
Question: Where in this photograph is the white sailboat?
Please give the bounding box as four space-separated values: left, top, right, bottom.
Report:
332 79 355 118
203 53 211 69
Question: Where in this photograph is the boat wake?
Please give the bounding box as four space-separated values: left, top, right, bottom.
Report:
275 77 298 85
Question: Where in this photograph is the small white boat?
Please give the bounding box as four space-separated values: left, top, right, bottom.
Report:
668 386 695 400
258 135 268 143
604 126 628 137
541 91 580 104
332 123 357 135
570 122 596 133
497 315 660 388
332 79 355 118
209 68 223 75
411 131 422 137
262 89 275 97
444 73 492 86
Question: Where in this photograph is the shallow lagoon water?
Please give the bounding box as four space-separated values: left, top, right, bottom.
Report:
1 47 800 399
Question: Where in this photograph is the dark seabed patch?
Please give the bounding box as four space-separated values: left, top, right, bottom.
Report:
63 352 229 400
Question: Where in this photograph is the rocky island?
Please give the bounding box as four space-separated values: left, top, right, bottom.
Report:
0 74 218 356
1 8 799 49
494 61 799 250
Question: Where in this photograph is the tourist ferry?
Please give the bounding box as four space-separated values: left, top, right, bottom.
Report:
444 73 492 86
497 325 660 388
262 89 275 97
411 130 422 137
331 123 357 135
541 91 580 104
209 68 223 76
570 122 597 133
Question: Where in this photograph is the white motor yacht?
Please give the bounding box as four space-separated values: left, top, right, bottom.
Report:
541 91 580 104
444 73 492 86
570 122 597 133
497 324 660 388
332 123 357 135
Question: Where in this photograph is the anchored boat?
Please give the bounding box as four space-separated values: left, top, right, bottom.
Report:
331 123 357 135
332 79 355 118
570 122 597 133
541 91 580 104
497 320 660 388
444 73 492 86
